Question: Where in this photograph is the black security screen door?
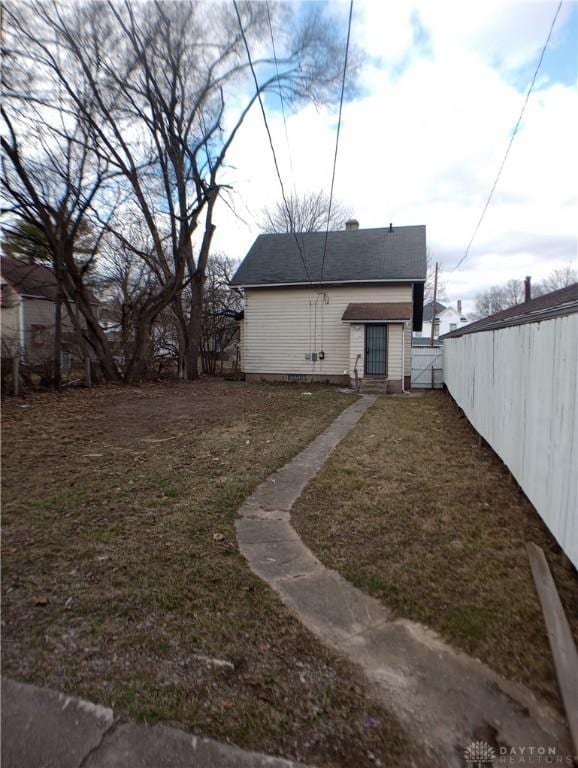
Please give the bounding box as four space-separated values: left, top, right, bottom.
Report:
365 324 388 376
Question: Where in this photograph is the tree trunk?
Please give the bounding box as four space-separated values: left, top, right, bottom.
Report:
53 288 62 389
184 275 203 380
182 199 217 381
170 298 187 379
60 263 121 383
124 316 153 384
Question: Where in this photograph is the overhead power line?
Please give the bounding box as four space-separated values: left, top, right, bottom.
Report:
232 0 313 284
450 0 563 275
265 0 296 191
320 0 354 285
264 1 307 263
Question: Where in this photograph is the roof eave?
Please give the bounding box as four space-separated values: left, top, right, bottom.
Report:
342 318 408 323
232 277 427 289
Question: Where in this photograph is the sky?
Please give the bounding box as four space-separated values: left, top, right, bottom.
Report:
208 0 578 315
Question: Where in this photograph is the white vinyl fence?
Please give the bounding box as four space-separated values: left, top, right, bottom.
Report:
443 313 578 569
411 346 443 388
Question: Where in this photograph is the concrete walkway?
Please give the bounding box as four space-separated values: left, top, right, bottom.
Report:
1 678 305 768
236 396 571 767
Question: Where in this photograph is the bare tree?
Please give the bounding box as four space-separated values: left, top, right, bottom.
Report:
471 264 578 320
4 0 347 383
261 190 351 234
1 54 117 386
535 263 578 295
472 278 526 319
94 230 158 374
199 254 242 375
424 250 447 305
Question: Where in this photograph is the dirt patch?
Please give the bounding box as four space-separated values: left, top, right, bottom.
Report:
2 380 411 768
292 390 578 711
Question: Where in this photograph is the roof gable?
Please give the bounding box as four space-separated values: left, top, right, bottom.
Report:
1 255 57 301
231 225 426 287
0 255 99 306
422 300 447 322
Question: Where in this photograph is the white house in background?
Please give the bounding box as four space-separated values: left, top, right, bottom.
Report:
231 221 427 394
0 255 97 369
413 300 468 345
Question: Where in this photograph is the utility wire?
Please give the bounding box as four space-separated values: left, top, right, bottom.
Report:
265 0 297 192
264 1 307 269
232 0 313 284
449 0 563 274
320 0 354 285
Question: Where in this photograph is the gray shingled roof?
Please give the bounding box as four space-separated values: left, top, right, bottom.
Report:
1 255 58 301
440 283 578 339
422 300 447 322
342 302 413 321
230 225 426 286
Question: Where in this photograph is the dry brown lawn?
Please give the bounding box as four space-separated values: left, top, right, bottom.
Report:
1 380 410 768
292 390 578 711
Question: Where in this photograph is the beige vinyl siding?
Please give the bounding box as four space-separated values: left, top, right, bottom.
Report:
387 324 403 378
348 323 410 379
22 297 56 364
243 284 412 377
239 318 245 369
404 324 412 375
1 278 22 356
349 324 365 378
21 297 81 364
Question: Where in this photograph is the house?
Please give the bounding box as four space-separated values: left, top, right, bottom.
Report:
0 255 93 369
230 221 426 393
414 300 468 345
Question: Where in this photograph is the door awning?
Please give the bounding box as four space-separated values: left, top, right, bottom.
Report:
342 302 413 322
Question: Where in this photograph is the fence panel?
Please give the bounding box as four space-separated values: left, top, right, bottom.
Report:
411 346 443 389
443 314 578 569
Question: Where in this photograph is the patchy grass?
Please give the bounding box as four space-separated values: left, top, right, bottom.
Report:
292 391 578 710
1 380 412 767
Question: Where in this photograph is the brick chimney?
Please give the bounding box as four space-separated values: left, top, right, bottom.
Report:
524 276 532 302
345 219 359 231
457 299 462 314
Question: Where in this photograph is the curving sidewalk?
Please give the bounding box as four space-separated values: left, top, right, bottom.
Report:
235 396 570 768
1 677 306 768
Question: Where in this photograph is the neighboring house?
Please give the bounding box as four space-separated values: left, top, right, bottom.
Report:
412 333 441 348
415 300 468 344
0 255 94 369
230 222 426 393
0 273 21 358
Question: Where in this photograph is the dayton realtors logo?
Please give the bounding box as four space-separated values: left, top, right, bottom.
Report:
464 741 496 766
464 742 574 766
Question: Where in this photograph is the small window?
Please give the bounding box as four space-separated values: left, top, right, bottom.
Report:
31 324 48 347
449 323 457 331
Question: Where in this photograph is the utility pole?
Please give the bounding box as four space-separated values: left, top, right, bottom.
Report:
430 261 439 389
430 261 439 348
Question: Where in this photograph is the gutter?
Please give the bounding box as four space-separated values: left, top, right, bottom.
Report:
232 278 427 289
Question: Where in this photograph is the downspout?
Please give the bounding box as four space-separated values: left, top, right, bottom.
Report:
401 322 405 393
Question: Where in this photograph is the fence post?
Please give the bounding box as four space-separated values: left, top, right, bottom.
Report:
12 355 20 396
85 355 93 388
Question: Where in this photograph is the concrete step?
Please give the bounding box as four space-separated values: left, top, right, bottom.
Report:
359 378 389 394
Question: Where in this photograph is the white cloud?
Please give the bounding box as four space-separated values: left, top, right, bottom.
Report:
207 0 577 312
